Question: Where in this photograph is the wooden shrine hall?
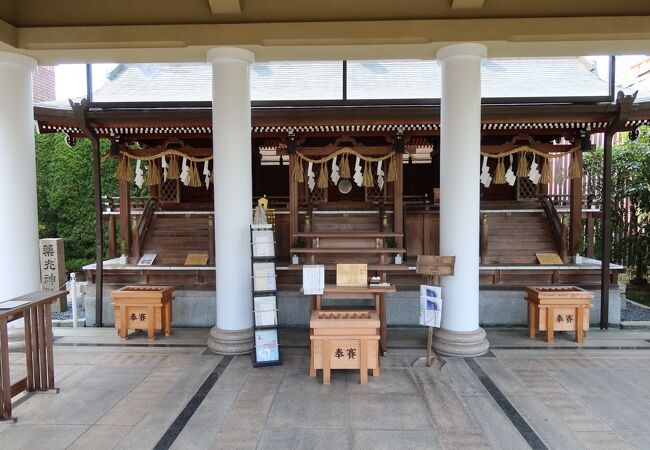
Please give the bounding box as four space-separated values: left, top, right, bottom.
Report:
31 56 650 357
35 93 649 291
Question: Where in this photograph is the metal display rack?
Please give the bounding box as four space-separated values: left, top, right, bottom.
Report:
250 224 281 367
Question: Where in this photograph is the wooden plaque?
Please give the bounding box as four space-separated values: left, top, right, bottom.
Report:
536 252 564 265
336 264 368 287
184 253 209 265
416 255 455 276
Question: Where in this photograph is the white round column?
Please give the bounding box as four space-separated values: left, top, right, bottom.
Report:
206 48 255 354
0 53 39 350
0 53 40 298
432 43 489 357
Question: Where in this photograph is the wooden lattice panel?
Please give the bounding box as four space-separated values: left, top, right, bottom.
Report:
160 179 179 203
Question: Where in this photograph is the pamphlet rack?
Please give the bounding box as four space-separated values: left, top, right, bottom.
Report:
250 224 281 367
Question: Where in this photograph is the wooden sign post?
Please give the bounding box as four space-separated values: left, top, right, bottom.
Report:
416 255 455 367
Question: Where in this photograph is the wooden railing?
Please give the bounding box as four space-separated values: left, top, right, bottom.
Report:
102 195 149 211
541 195 568 262
130 197 157 260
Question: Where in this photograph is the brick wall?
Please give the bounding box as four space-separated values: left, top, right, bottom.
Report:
33 66 56 103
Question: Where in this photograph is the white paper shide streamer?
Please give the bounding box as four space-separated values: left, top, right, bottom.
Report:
330 155 340 185
353 156 363 187
203 161 211 190
505 154 516 186
134 159 145 188
528 155 541 184
307 161 316 192
376 159 384 190
180 157 190 186
480 155 492 188
161 155 168 182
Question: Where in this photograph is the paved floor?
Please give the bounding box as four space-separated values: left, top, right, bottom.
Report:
2 327 650 449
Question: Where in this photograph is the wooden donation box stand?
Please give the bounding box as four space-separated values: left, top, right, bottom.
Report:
310 310 380 385
0 290 66 422
524 286 593 343
112 286 175 340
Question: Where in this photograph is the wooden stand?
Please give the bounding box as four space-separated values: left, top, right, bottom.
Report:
309 310 380 385
0 290 66 422
416 255 455 367
111 286 174 340
304 284 395 356
524 286 593 343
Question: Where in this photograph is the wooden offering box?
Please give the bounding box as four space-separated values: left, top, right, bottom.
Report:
310 310 380 385
111 286 175 340
524 286 593 343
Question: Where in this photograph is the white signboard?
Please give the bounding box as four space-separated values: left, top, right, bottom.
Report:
302 265 325 295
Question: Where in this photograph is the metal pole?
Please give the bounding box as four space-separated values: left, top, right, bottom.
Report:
92 140 104 327
71 99 104 327
599 90 636 329
600 131 612 329
70 273 78 328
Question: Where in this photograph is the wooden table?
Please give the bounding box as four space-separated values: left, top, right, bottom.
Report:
303 285 396 355
0 290 67 422
111 286 175 340
524 286 593 343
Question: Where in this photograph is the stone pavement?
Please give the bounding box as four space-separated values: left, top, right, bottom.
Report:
2 327 650 449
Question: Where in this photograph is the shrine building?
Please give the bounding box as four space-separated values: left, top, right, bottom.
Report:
2 2 650 357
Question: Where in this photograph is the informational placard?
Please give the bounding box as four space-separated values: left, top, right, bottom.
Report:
536 252 563 265
255 328 280 363
184 253 209 265
419 285 442 328
252 229 275 257
303 265 325 295
138 253 157 266
253 261 276 292
336 264 368 287
253 296 277 327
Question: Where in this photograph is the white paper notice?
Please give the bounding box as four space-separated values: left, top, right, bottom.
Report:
252 230 275 257
253 262 276 292
303 265 325 295
254 296 277 327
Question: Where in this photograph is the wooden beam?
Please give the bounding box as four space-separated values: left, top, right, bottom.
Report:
393 153 404 247
289 154 299 244
119 180 131 252
208 0 241 14
481 143 574 154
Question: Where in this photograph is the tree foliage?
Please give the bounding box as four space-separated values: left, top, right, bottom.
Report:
583 126 650 283
36 133 118 273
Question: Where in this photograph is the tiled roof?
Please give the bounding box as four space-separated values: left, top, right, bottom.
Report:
37 57 630 107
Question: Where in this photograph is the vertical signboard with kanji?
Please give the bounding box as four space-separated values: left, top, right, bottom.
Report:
39 238 67 311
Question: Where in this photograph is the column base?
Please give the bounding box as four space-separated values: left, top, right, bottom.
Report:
207 326 254 355
431 327 489 357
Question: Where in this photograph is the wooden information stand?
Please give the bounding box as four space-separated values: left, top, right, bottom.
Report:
310 310 380 385
111 286 174 340
0 290 66 422
416 255 455 367
524 286 593 343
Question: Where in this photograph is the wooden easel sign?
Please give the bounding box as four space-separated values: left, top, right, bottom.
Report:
416 255 455 367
